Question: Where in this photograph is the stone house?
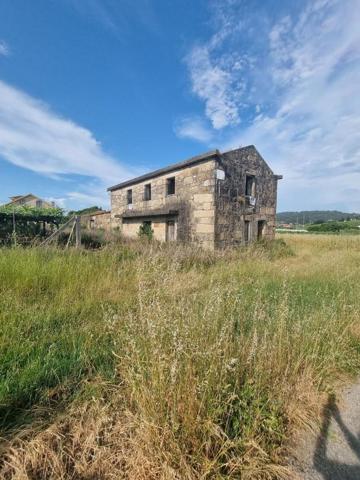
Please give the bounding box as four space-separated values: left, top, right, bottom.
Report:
5 194 56 209
81 210 111 230
108 145 282 249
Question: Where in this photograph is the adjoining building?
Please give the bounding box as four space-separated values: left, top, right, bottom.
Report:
80 210 111 230
108 145 282 249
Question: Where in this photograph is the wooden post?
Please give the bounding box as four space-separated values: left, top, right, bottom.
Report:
75 215 81 248
12 207 16 247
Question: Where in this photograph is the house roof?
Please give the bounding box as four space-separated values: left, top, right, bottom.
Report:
81 210 110 217
107 145 282 192
5 194 57 208
9 193 37 203
107 149 220 192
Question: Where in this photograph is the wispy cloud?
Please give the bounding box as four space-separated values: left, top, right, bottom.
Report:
0 40 10 57
184 0 360 211
174 115 213 143
186 46 244 129
64 0 159 35
0 80 134 184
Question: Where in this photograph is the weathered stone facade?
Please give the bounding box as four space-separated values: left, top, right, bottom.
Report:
81 211 111 230
108 146 281 249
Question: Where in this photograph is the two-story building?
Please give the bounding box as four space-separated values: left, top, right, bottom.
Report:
5 194 56 209
108 145 282 249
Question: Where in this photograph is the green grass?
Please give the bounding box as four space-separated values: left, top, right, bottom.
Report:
0 236 359 479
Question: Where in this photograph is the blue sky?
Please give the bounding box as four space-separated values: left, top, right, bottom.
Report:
0 0 359 212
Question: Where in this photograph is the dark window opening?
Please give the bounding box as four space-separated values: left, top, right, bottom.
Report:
244 221 251 244
144 184 151 201
127 189 132 205
166 177 175 195
36 199 42 208
245 175 255 197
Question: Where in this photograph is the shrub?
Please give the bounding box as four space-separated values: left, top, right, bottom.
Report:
138 222 153 240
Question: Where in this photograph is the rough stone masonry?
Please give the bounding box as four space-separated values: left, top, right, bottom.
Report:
108 145 282 250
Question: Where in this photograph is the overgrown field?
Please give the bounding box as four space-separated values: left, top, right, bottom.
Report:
0 235 359 479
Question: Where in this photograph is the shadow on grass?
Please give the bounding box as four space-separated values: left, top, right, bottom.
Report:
313 393 360 480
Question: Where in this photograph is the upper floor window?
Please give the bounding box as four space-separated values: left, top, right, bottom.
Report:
36 199 42 208
245 175 256 197
144 183 151 201
166 177 175 196
127 189 132 205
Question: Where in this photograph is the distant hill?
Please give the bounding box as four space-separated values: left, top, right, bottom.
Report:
277 210 360 224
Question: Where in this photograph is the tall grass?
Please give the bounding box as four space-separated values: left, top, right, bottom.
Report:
0 235 359 479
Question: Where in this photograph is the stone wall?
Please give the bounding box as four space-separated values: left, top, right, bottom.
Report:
110 159 216 249
81 211 111 230
214 146 279 248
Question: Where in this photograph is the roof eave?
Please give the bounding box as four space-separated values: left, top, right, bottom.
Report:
107 150 220 192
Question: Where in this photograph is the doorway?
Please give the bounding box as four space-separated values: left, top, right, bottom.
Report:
257 220 266 240
166 220 176 241
244 220 251 244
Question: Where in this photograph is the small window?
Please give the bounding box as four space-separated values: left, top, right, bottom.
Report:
166 177 175 196
245 175 255 197
144 184 151 201
36 199 42 208
127 189 132 205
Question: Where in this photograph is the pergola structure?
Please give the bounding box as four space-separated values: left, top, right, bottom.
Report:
0 211 63 245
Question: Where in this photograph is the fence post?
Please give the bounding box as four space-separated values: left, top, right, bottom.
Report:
12 207 17 247
75 215 81 248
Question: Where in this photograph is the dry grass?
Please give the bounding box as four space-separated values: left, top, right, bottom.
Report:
0 235 359 479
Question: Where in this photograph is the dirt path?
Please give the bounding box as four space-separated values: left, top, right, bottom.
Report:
292 379 360 479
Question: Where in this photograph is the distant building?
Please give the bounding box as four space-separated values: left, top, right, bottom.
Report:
5 193 56 209
108 145 282 249
81 210 111 230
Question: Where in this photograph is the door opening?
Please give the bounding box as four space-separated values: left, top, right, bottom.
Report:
257 220 266 240
244 221 251 244
166 220 176 241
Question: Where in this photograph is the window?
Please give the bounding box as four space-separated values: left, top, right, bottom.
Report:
245 175 255 197
166 177 175 196
244 221 251 244
144 183 151 201
36 199 42 208
127 189 132 205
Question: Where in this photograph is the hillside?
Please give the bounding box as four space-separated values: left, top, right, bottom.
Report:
277 210 360 224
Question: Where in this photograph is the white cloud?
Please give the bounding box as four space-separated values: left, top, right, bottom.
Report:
0 80 134 185
184 0 360 211
186 46 243 129
0 40 10 57
174 115 213 142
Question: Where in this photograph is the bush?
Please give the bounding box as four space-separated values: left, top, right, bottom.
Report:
138 222 153 240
